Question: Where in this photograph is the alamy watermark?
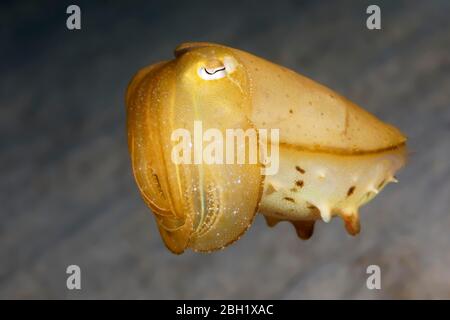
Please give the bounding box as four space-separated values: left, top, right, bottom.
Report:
66 5 81 30
366 264 381 290
66 265 81 290
366 5 381 30
171 121 280 175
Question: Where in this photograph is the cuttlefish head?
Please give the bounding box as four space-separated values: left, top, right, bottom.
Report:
126 43 264 253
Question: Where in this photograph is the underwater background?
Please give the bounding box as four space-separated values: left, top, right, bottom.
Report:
1 0 450 298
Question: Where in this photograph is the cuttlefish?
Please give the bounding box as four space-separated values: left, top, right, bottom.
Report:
126 42 407 254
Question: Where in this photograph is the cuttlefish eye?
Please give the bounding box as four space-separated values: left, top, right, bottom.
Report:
126 42 407 254
197 57 237 80
198 66 226 80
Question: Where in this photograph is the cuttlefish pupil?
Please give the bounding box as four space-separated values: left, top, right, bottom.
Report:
198 66 227 80
126 42 407 254
205 67 225 75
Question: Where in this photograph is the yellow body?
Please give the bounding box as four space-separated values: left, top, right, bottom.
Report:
126 42 407 253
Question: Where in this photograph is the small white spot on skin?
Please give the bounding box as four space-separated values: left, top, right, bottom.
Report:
223 56 237 73
316 169 327 180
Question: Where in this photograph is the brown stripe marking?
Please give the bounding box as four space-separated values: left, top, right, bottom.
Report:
295 180 304 188
284 197 296 203
295 166 305 174
347 186 356 197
